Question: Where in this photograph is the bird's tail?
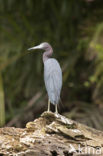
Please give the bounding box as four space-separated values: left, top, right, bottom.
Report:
52 74 61 106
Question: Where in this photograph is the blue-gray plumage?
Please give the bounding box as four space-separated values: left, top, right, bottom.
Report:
28 42 62 113
44 58 62 105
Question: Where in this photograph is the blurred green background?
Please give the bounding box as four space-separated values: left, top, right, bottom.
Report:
0 0 103 130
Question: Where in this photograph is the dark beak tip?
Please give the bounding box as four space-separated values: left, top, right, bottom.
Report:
28 48 31 51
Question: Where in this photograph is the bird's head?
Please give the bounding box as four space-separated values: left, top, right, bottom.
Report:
28 42 52 51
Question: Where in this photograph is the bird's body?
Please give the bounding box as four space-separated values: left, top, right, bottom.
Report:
28 42 62 113
44 58 62 105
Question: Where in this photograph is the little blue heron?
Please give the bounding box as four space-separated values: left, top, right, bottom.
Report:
28 42 62 114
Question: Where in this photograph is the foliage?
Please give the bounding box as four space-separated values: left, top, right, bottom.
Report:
0 0 103 129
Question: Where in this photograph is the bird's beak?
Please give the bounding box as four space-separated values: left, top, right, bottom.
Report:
28 44 42 51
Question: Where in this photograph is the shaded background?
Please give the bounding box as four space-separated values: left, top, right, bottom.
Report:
0 0 103 130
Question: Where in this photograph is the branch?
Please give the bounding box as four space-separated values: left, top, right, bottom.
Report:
0 111 103 155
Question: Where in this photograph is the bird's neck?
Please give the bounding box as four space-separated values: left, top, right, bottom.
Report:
43 47 53 62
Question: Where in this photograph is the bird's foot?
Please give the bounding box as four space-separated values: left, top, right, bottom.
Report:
55 110 59 115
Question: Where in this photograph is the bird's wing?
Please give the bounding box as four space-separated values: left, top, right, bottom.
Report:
44 59 62 104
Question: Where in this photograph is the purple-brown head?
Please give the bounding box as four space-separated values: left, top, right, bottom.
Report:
28 42 53 62
28 42 52 51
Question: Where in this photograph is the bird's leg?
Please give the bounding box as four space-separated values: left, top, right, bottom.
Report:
47 99 50 112
55 104 58 114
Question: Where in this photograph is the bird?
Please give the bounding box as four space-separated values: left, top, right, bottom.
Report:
28 42 62 114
